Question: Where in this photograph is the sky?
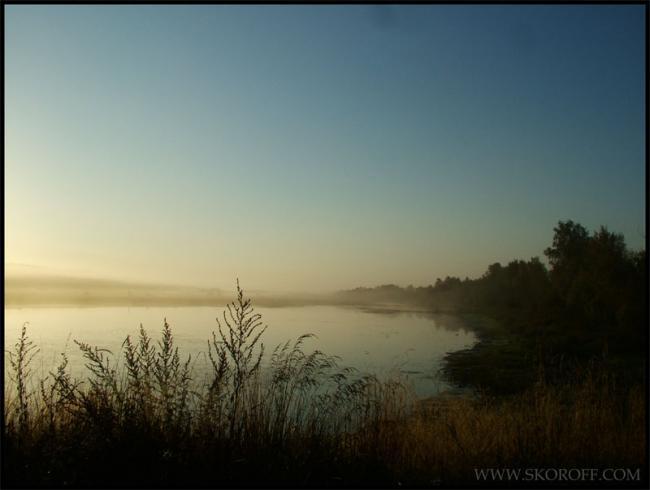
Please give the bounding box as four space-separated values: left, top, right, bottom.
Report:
4 5 646 293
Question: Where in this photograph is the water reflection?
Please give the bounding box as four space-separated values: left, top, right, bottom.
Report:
4 305 477 397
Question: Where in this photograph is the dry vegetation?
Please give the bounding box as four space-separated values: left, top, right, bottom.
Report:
3 283 646 488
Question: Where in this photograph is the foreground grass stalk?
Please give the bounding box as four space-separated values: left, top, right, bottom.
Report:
7 323 39 434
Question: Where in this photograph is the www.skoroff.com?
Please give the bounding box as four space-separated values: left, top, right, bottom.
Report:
474 467 642 483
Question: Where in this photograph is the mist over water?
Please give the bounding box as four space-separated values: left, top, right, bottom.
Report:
4 305 477 397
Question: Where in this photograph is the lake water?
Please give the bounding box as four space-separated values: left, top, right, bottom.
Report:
4 305 477 397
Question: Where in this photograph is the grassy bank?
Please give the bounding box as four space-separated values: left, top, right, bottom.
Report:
442 310 647 396
3 285 647 488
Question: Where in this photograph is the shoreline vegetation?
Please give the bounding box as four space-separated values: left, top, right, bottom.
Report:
341 220 647 396
3 220 648 487
4 285 647 488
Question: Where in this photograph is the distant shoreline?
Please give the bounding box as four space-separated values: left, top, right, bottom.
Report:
3 298 441 311
4 274 453 310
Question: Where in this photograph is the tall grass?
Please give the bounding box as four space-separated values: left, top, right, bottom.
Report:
3 283 646 488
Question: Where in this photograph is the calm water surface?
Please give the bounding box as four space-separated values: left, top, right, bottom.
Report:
5 305 477 397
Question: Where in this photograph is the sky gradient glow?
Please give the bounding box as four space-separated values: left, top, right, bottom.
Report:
5 5 646 292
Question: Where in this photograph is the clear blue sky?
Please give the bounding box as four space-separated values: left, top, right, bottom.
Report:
5 5 646 292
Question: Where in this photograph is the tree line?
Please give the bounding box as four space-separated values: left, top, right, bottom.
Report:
338 220 646 390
